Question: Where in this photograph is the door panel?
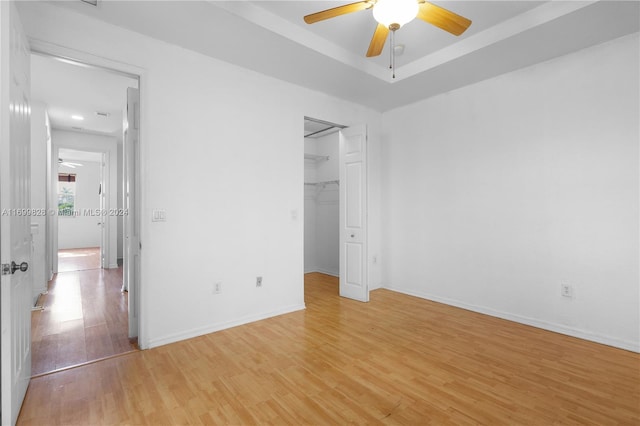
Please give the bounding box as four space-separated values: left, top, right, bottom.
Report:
1 2 32 424
339 125 368 302
345 162 363 228
345 243 363 284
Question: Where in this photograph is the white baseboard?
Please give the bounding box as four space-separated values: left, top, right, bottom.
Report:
387 286 640 353
147 303 306 349
316 268 338 277
305 268 339 277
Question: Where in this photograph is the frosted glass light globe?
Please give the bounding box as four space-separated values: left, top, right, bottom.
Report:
373 0 419 29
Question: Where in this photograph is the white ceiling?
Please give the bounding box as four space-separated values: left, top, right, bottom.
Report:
36 1 640 112
59 148 103 163
238 1 545 73
31 52 138 136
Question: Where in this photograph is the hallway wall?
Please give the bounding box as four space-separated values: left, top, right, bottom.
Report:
57 160 101 249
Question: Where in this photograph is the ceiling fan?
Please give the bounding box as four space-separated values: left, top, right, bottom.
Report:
304 0 472 76
58 158 83 169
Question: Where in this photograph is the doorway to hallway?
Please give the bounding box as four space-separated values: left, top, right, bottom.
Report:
31 263 135 376
29 49 142 376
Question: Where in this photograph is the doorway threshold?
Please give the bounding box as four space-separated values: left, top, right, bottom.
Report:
30 349 139 379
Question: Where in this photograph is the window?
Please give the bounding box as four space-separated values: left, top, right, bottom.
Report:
58 173 76 216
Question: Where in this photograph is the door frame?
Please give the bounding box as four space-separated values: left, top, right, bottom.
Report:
30 40 148 348
52 146 110 272
302 116 370 302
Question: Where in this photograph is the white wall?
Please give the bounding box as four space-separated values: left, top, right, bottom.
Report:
382 33 640 351
29 101 50 301
18 2 383 348
57 160 101 249
304 133 339 276
51 130 118 268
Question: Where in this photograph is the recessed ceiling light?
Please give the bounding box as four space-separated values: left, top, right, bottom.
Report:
71 115 84 121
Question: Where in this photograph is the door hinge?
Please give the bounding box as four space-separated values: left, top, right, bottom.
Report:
1 263 11 275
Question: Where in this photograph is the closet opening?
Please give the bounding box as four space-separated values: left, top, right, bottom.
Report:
303 117 346 287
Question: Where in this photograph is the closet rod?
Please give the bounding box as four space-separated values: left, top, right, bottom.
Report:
304 117 347 139
304 180 339 186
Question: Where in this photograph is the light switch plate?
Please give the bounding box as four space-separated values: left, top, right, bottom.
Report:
152 209 166 222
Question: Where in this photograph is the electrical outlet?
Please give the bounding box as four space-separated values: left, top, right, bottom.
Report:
561 282 573 298
256 276 263 287
213 282 222 294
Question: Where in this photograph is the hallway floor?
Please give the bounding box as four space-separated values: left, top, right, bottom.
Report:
57 247 101 272
31 250 136 376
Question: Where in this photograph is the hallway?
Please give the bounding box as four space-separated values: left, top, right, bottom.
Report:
31 250 136 376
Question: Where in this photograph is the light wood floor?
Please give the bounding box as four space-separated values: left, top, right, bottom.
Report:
57 247 101 272
19 273 639 425
31 260 136 376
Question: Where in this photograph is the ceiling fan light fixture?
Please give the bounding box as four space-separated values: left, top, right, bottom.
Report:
373 0 418 29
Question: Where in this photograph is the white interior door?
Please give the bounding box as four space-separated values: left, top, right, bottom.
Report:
1 2 32 424
99 154 107 268
339 125 368 302
123 87 140 338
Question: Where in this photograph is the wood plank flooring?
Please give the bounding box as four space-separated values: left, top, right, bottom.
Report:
19 273 640 425
57 247 101 272
31 261 136 376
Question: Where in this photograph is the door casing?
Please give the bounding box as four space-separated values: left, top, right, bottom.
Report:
28 41 147 348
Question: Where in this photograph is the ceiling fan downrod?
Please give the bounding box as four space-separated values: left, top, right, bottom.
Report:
389 24 399 79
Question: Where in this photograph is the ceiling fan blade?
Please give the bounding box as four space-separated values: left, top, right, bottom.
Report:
366 23 389 57
304 1 373 24
417 2 472 36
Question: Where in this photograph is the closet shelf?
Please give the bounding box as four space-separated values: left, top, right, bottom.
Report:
304 180 339 186
304 153 329 162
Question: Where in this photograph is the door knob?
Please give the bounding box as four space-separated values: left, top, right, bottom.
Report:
11 261 28 274
350 234 355 238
